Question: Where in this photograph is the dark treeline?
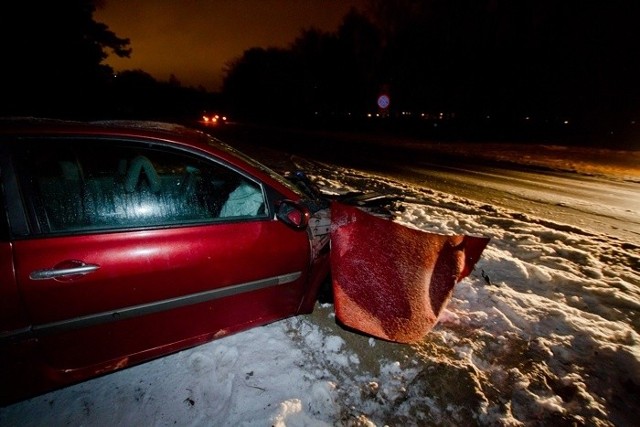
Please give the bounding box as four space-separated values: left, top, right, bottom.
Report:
223 0 640 142
2 0 640 142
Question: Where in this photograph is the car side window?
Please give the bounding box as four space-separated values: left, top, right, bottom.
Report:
16 140 267 234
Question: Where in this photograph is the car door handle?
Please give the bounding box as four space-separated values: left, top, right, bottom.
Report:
29 263 101 280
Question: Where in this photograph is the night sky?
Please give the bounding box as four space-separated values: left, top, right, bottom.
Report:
95 0 368 91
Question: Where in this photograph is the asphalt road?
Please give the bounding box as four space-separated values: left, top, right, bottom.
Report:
388 160 639 244
205 123 640 245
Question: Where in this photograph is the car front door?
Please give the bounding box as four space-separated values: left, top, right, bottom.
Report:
9 137 311 378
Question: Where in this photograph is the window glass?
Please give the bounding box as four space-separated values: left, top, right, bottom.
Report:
207 137 306 197
16 140 267 234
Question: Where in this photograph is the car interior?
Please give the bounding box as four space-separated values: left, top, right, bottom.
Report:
25 145 266 234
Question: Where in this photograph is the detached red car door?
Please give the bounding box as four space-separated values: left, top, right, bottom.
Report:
8 136 311 383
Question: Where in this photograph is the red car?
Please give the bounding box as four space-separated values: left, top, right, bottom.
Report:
0 119 331 404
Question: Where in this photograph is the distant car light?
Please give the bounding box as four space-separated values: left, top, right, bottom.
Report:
201 113 227 126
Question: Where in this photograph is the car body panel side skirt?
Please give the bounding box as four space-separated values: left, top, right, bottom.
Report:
1 271 301 341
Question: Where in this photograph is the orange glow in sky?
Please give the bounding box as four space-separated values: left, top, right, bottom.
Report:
95 0 368 92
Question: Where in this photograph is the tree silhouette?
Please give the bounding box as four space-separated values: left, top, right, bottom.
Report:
368 0 640 124
223 47 297 119
335 9 382 113
2 0 131 117
223 10 382 120
109 69 216 120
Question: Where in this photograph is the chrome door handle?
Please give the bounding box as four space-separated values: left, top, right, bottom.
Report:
30 263 100 280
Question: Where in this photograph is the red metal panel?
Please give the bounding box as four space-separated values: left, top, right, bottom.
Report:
330 202 489 343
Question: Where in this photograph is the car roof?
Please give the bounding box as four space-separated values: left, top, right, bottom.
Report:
0 117 236 161
0 117 210 145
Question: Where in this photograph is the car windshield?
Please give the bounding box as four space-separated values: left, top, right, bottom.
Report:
206 136 305 198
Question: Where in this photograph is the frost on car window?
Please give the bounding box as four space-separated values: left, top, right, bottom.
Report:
21 141 266 234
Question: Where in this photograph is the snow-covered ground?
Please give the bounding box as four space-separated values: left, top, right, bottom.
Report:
1 152 639 426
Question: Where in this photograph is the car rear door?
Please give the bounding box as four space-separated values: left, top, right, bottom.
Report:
9 137 311 376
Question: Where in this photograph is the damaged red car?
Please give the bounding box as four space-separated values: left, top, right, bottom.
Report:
0 119 489 405
0 119 331 404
